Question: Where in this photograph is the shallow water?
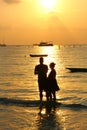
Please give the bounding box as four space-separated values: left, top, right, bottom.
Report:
0 45 87 130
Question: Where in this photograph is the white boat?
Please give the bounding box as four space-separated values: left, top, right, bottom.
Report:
38 42 53 46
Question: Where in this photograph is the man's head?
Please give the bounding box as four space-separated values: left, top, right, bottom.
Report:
39 57 44 64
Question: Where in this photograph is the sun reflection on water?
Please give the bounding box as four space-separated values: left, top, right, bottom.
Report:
39 46 60 72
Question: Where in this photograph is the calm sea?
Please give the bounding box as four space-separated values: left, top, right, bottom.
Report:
0 44 87 130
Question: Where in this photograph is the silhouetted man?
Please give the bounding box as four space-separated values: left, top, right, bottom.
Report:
34 57 48 101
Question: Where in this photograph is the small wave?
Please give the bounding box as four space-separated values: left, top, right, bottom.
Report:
0 97 87 110
61 103 87 110
0 97 40 107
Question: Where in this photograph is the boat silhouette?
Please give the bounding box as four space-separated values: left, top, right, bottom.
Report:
30 54 48 57
38 42 53 46
66 67 87 72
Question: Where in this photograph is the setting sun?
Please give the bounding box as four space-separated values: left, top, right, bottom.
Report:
0 0 87 45
39 0 56 12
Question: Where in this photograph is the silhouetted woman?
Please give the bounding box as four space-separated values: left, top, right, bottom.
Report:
47 62 60 102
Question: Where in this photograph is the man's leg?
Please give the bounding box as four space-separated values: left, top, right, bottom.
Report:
40 89 43 101
46 91 52 101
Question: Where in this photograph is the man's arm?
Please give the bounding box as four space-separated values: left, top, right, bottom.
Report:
34 66 38 75
45 65 48 73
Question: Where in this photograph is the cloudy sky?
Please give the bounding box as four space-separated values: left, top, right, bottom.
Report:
0 0 87 45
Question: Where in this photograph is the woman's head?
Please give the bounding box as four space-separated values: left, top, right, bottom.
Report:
49 62 55 69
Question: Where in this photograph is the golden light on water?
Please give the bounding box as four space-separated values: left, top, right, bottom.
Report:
39 46 61 74
40 46 57 64
40 108 46 115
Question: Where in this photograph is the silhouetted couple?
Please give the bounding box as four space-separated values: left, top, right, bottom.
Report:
34 57 60 102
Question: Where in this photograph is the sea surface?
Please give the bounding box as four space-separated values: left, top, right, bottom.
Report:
0 44 87 130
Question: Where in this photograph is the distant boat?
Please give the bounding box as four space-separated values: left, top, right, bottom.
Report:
66 67 87 72
30 54 48 57
0 43 6 47
38 42 53 46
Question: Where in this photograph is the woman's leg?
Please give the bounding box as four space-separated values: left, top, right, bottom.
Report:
53 91 56 102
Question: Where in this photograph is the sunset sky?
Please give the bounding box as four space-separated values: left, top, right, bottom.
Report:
0 0 87 45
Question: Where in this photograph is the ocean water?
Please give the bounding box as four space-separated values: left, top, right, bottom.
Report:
0 44 87 130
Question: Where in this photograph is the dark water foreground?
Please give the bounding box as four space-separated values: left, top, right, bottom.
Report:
0 97 87 130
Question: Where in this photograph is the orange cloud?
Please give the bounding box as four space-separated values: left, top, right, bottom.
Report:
3 0 20 4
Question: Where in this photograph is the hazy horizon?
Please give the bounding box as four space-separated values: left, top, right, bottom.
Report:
0 0 87 45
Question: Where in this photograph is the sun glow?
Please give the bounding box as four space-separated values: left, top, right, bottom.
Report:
39 0 57 12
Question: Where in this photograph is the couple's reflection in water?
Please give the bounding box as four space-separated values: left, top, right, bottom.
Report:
37 101 61 130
